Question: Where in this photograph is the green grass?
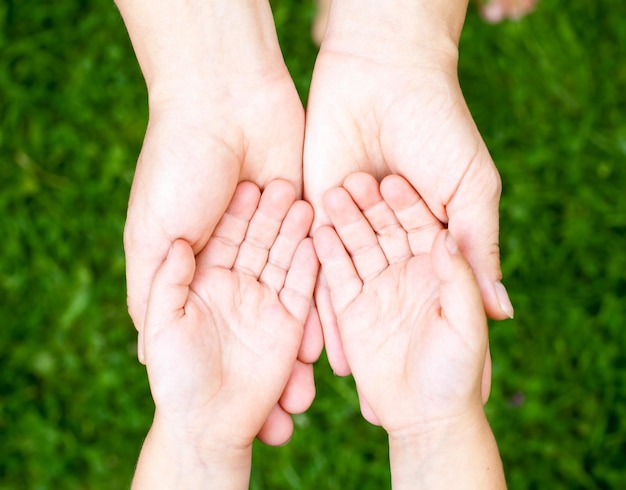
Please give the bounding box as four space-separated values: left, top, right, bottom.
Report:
1 0 625 488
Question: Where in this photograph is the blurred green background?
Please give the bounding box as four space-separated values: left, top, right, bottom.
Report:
1 0 625 488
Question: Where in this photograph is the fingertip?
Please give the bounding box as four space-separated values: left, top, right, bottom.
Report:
477 275 515 321
290 237 320 296
291 237 319 284
167 239 196 282
322 186 348 213
330 361 352 377
313 225 340 261
431 230 465 281
314 280 353 377
297 235 317 259
380 173 408 194
299 303 324 363
323 324 352 376
168 238 191 255
137 331 146 365
380 174 418 210
494 281 515 319
235 179 262 197
281 238 319 326
230 181 262 214
432 230 485 326
451 222 507 321
279 361 316 414
127 296 144 334
293 199 314 225
343 171 375 188
343 172 379 197
432 230 478 282
256 405 294 447
264 179 297 205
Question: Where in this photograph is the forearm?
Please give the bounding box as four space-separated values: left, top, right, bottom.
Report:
132 414 252 490
323 0 469 64
115 0 286 97
388 413 506 490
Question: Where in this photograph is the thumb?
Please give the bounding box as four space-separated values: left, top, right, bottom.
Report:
144 239 196 341
447 161 514 321
431 230 487 341
432 230 493 404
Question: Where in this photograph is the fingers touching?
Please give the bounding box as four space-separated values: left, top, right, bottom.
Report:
313 272 352 376
280 238 319 325
322 186 388 283
145 175 496 435
196 179 317 295
431 229 491 401
195 181 261 271
147 179 318 360
431 230 487 338
380 174 443 255
446 160 514 320
313 227 363 316
314 173 442 375
316 174 491 429
233 180 297 279
343 173 413 266
262 202 314 292
315 172 442 311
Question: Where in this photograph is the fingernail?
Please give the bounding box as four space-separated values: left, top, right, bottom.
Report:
495 281 515 319
445 231 459 255
137 332 145 364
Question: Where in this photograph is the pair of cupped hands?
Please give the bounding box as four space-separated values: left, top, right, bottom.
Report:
123 33 512 451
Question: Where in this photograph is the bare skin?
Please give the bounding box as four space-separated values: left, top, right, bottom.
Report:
119 0 515 445
314 173 506 489
117 0 322 444
304 1 514 380
133 180 319 489
312 0 539 42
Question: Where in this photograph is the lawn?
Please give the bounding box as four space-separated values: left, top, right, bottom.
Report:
1 0 625 488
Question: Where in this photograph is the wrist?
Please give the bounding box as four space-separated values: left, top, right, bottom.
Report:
388 410 481 451
152 410 254 460
116 0 287 97
388 411 506 489
133 413 253 489
322 0 468 66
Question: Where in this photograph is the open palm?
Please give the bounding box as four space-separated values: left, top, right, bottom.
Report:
143 181 318 447
304 46 507 375
126 72 305 337
314 174 488 431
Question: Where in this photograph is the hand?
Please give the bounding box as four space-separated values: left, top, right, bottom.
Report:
314 174 505 488
117 0 323 444
314 173 487 427
135 180 318 488
304 1 513 377
124 63 305 353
